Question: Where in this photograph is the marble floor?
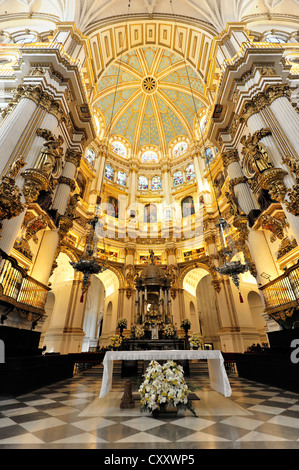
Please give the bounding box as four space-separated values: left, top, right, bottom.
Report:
0 363 299 450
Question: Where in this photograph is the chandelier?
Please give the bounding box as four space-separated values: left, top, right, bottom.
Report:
169 0 249 301
70 215 106 302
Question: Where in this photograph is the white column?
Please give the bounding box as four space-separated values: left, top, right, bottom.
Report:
270 96 299 155
0 99 38 175
247 113 299 243
30 229 60 285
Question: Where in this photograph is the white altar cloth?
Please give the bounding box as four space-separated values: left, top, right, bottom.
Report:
99 350 232 398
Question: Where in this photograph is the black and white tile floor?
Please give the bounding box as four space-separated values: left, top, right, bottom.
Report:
0 364 299 449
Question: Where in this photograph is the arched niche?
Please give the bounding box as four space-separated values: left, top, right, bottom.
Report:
247 291 267 343
96 268 122 344
82 275 105 352
182 266 221 350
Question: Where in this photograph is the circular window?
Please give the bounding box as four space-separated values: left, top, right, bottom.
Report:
142 76 157 93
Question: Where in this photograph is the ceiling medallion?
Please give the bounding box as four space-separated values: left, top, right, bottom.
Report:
142 76 157 93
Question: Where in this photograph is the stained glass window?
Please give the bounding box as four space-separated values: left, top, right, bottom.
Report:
152 176 162 190
200 115 208 131
104 164 114 181
186 163 195 181
116 170 127 187
141 151 158 163
111 141 127 158
138 176 148 190
86 147 96 166
205 147 214 165
265 36 285 43
173 142 188 158
173 170 183 187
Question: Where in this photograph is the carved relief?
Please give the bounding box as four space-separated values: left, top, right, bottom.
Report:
0 155 26 227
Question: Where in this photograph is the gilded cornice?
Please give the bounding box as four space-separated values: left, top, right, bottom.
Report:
221 149 239 168
239 83 292 123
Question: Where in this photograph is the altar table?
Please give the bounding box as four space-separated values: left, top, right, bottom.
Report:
99 350 232 398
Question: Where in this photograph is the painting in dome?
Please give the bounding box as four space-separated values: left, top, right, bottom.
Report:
138 176 148 190
173 142 188 158
107 196 118 218
141 151 158 163
181 196 195 218
173 170 183 187
111 141 127 158
152 176 162 190
104 164 114 181
144 204 158 223
116 170 127 187
86 147 96 166
186 163 195 181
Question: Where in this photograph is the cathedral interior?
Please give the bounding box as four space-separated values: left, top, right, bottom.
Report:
0 0 299 451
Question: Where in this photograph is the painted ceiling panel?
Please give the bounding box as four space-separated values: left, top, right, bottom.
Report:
94 46 206 153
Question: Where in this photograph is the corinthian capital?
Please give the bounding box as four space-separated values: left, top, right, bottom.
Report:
221 149 239 168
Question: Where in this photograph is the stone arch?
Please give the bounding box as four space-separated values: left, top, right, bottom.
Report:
178 262 213 289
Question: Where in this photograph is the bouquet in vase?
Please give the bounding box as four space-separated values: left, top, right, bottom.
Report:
139 360 196 416
189 333 203 350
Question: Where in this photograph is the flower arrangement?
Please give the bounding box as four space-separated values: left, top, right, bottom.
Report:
117 318 127 329
139 360 196 416
181 318 191 330
131 324 145 339
109 334 122 350
163 324 176 338
189 333 203 350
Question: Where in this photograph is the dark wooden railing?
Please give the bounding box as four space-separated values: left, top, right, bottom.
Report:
260 262 299 312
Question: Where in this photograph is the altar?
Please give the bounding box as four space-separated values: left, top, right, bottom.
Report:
99 349 232 398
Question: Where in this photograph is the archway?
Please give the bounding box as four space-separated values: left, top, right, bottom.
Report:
82 275 105 351
182 267 220 349
248 291 268 344
95 268 120 346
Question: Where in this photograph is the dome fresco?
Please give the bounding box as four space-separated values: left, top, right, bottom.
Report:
94 46 206 154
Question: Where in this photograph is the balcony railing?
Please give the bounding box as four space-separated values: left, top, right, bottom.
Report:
260 262 299 312
0 249 50 313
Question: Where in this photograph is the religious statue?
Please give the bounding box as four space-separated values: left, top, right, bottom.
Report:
5 155 26 180
35 135 63 177
149 249 155 264
241 133 273 175
225 188 243 216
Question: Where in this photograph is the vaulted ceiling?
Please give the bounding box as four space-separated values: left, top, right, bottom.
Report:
93 46 207 154
0 0 298 34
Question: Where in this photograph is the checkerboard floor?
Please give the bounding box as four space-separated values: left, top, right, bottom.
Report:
1 363 299 449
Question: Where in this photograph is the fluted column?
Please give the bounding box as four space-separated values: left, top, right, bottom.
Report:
270 96 299 155
222 149 258 215
0 98 38 176
30 229 60 285
53 150 82 215
246 113 299 243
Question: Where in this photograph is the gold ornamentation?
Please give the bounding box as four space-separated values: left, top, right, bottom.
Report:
65 149 82 168
259 212 288 242
257 167 288 202
239 84 292 123
58 176 76 192
241 129 273 177
21 169 50 204
277 237 298 260
221 149 239 168
0 156 26 226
